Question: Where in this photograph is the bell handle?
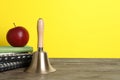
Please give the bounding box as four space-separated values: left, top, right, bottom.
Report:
37 18 44 51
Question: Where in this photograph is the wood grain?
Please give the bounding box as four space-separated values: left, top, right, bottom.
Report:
1 58 120 80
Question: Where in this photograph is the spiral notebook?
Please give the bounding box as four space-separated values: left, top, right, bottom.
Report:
0 46 33 72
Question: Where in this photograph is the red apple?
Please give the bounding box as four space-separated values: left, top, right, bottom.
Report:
6 25 29 47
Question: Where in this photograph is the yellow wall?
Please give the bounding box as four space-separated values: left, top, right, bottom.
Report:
0 0 120 58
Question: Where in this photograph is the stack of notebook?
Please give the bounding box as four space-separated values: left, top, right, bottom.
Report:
0 46 33 72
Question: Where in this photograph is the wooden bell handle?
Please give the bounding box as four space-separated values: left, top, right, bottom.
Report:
37 18 44 51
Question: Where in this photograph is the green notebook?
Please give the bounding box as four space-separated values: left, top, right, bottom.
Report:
0 46 33 53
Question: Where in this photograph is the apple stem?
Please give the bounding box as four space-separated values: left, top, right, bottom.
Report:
13 23 16 27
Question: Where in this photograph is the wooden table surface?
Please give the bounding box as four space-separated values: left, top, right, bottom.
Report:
1 58 120 80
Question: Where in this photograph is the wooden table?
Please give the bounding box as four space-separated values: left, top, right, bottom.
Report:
1 58 120 80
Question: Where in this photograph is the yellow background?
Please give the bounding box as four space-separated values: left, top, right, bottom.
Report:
0 0 120 58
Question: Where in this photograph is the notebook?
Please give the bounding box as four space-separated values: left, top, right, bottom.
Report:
0 46 33 72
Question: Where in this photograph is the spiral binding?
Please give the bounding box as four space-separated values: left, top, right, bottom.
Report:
0 53 32 72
